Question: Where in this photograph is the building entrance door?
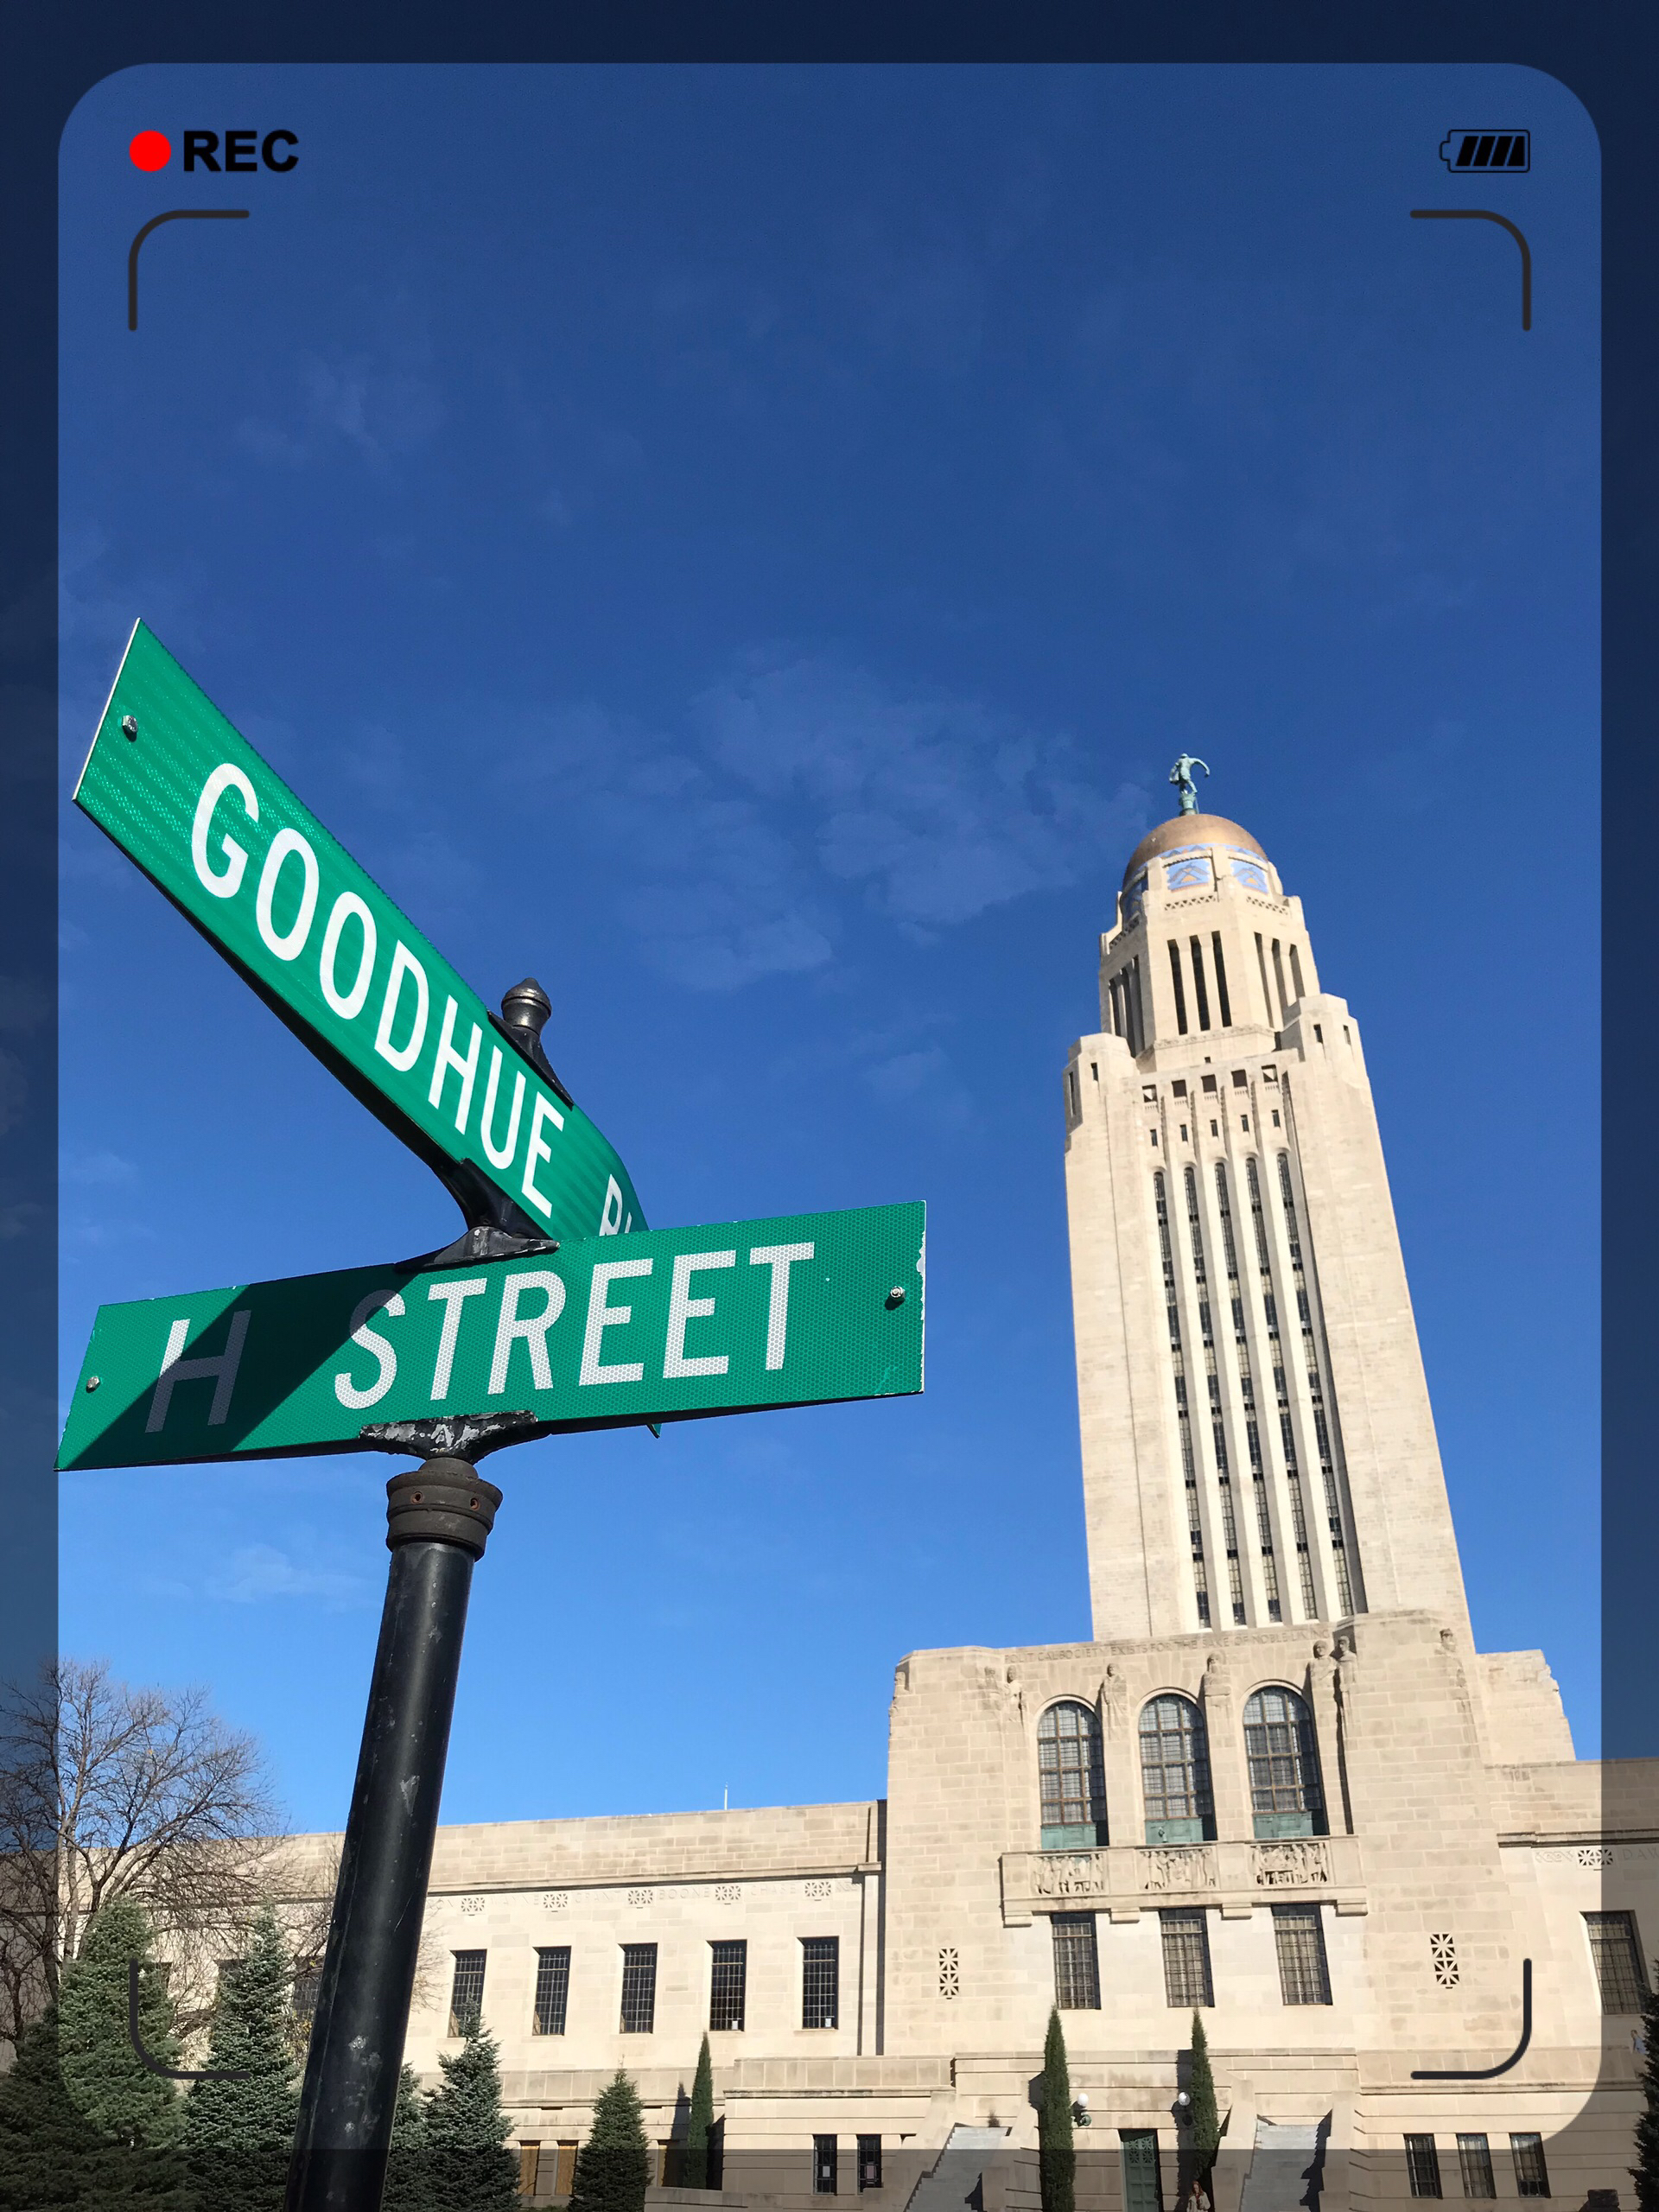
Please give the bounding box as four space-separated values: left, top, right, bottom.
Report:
1122 2130 1164 2212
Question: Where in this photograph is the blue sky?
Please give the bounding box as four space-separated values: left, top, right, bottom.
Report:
58 62 1599 1829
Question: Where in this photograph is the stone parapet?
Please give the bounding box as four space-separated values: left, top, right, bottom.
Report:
998 1834 1366 1924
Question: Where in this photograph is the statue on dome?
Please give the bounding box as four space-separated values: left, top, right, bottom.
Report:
1170 753 1210 815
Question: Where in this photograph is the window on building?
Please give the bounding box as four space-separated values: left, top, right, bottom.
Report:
1510 2136 1550 2197
555 2144 579 2195
533 1947 570 2036
1406 2138 1444 2199
1168 941 1189 1033
1138 1695 1216 1844
518 2143 541 2196
710 1939 747 2031
1158 1910 1213 2007
1189 938 1212 1030
1172 1080 1187 1098
448 1949 486 2037
1201 1073 1217 1094
620 1943 658 2033
1211 935 1233 1027
1243 1687 1326 1838
1271 940 1288 1020
1586 1911 1649 2012
1272 1905 1332 2005
858 2136 883 2191
1051 1912 1101 2010
1456 2137 1496 2200
803 1936 839 2029
290 1958 321 2024
1231 1069 1248 1089
1288 945 1306 1000
814 2136 839 2195
1039 1700 1109 1847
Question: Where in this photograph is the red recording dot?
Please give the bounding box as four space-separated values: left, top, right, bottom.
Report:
128 130 172 172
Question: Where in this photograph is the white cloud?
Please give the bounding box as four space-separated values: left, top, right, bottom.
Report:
207 1542 372 1611
61 1147 138 1188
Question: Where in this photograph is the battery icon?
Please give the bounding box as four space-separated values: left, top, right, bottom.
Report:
1440 130 1530 172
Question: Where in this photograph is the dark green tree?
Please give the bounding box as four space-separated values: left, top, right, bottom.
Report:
1038 2006 1076 2212
1185 2012 1220 2207
382 2064 432 2212
0 2002 116 2209
423 2022 518 2211
683 2033 715 2190
57 1896 185 2158
181 1903 299 2212
569 2069 650 2212
1631 1966 1659 2212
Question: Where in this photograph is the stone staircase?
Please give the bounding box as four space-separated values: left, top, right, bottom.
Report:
901 2126 1013 2212
1237 2117 1330 2212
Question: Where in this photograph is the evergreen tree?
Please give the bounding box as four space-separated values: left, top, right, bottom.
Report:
181 1903 300 2212
55 1892 187 2203
423 2022 518 2212
381 2064 431 2212
1038 2006 1076 2212
1185 2012 1220 2207
683 2034 715 2190
1631 1966 1659 2212
0 2002 116 2209
569 2069 650 2212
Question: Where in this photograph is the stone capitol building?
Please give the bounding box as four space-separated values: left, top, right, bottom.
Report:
283 780 1652 2212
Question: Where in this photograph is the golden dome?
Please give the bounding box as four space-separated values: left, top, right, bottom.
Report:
1122 812 1267 887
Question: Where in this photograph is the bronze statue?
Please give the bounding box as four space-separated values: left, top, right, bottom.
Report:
1170 753 1210 816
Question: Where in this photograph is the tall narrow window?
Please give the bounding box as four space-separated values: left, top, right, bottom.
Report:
1139 1695 1215 1844
1406 2139 1444 2199
1255 933 1274 1025
1586 1911 1649 2012
1185 1166 1244 1624
448 1949 486 2037
709 1939 747 2031
1128 957 1146 1054
533 1947 570 2036
1288 944 1306 1001
1243 1687 1325 1837
1271 1905 1332 2005
1456 2138 1496 2200
1270 940 1289 1020
291 1958 321 2025
1217 1161 1280 1619
1168 941 1189 1034
1188 938 1211 1030
802 1936 839 2029
1211 934 1232 1027
1158 1909 1213 2007
1276 1154 1358 1614
1155 1173 1210 1627
1051 1913 1101 2010
1249 1155 1317 1617
1510 2137 1549 2198
814 2137 839 2195
620 1943 658 2033
1039 1700 1108 1847
1109 976 1123 1038
858 2137 883 2191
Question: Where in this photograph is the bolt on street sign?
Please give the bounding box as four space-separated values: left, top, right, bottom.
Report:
58 1202 925 1471
75 621 645 1246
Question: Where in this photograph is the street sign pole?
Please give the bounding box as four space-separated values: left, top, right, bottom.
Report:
284 1452 503 2212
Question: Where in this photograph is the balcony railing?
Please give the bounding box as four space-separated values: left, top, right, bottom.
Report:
998 1834 1364 1924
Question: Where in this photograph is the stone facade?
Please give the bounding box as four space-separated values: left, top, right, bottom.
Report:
276 804 1650 2212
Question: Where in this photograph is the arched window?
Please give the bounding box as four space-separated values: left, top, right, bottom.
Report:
1139 1695 1215 1845
1243 1687 1326 1839
1038 1701 1108 1850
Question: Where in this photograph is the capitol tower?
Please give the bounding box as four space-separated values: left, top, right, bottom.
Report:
1063 771 1470 1647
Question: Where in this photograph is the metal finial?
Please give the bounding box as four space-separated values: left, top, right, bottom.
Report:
500 977 552 1039
1169 753 1210 816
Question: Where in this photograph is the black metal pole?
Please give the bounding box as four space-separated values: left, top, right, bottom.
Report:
284 1457 502 2212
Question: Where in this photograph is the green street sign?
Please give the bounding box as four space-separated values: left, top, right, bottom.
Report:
75 621 645 1245
58 1202 925 1471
